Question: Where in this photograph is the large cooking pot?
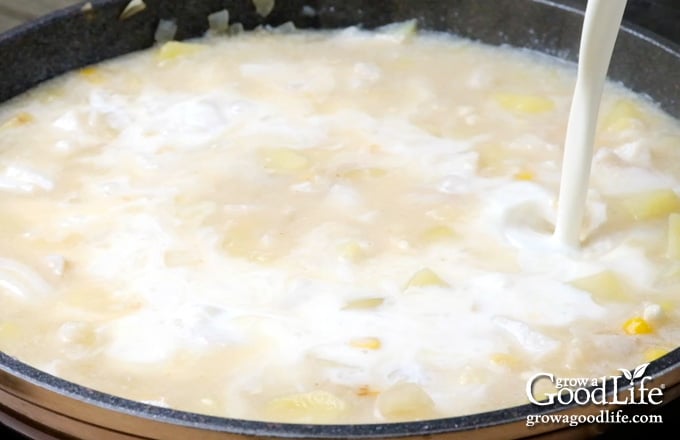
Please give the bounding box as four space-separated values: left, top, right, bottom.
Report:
1 1 679 439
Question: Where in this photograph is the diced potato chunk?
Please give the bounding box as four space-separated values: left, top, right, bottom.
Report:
376 382 436 421
667 213 680 259
266 390 347 423
260 148 310 174
493 93 554 114
337 241 365 262
620 189 680 221
644 347 669 362
405 268 449 289
406 268 449 289
342 297 384 310
253 0 275 17
420 225 456 244
157 41 205 62
622 317 653 335
602 99 645 132
349 337 381 350
569 271 630 303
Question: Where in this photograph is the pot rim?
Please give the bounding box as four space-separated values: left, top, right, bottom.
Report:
2 348 679 438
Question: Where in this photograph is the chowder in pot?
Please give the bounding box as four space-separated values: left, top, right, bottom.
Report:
0 0 679 433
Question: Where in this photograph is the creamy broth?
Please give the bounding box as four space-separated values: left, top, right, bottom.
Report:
0 25 679 423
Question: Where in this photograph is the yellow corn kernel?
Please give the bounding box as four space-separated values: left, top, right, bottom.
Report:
513 170 535 181
79 66 105 84
420 225 456 244
602 99 645 132
0 112 34 131
338 167 387 180
343 297 385 310
644 348 669 362
623 317 653 335
337 241 365 262
493 93 554 114
376 382 435 421
260 148 310 174
490 352 520 368
350 337 382 350
620 189 680 221
569 271 630 303
266 390 347 423
405 268 449 289
668 213 680 259
157 41 205 61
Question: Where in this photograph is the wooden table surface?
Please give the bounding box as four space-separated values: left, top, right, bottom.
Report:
0 0 79 33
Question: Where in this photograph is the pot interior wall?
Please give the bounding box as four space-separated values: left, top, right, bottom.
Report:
0 0 679 114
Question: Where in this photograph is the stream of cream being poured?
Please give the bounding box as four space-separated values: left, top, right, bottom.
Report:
554 0 628 248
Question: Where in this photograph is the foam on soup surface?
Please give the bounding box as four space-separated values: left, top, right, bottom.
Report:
0 25 679 423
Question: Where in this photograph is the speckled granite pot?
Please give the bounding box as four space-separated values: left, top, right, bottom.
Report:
0 1 679 439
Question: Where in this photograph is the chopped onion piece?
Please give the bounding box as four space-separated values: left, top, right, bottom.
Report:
301 5 316 17
252 0 275 17
208 9 230 34
155 19 178 44
120 0 146 21
273 21 296 34
229 22 245 36
376 19 419 43
0 258 52 299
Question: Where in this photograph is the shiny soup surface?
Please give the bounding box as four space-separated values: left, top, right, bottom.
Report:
0 25 679 423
